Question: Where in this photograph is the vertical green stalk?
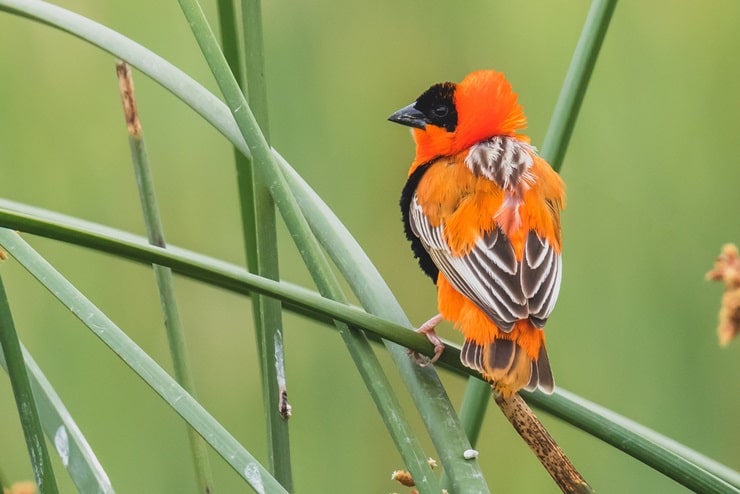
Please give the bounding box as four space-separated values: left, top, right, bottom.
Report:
457 378 490 446
217 0 244 86
239 3 293 487
240 0 438 487
217 0 259 280
241 0 269 141
178 2 440 490
541 0 618 171
439 378 490 490
214 0 293 488
215 0 261 363
0 275 59 494
237 0 293 490
453 0 618 478
116 62 214 493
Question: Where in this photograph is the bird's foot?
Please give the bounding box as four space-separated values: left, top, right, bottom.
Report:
408 313 445 366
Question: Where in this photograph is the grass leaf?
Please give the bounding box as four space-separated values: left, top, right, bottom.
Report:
0 276 59 494
0 228 287 494
0 345 114 493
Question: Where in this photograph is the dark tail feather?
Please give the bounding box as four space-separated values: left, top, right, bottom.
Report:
488 338 516 371
460 338 554 396
524 344 554 394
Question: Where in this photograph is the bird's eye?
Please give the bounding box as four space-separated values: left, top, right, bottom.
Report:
433 105 449 118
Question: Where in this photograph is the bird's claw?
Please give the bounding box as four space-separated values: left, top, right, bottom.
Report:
409 314 445 365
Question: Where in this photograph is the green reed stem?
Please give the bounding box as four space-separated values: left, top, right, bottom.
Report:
116 61 214 493
0 275 59 494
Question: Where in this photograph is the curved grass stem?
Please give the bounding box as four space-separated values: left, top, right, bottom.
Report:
0 229 288 494
0 201 738 492
0 1 737 492
175 0 442 490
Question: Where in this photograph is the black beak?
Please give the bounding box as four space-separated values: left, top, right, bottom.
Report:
388 103 427 129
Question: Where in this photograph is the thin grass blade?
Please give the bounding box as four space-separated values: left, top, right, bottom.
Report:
0 345 114 493
457 378 491 447
217 0 293 484
217 0 244 85
277 155 490 491
527 389 739 493
0 228 286 494
1 2 737 490
4 182 738 492
451 0 619 481
0 276 59 494
0 0 249 161
176 0 440 490
214 0 276 429
116 61 215 493
541 0 618 171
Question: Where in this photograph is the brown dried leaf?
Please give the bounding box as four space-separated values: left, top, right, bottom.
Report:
706 244 740 345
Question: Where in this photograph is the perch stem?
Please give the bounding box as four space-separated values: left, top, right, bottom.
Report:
495 392 593 494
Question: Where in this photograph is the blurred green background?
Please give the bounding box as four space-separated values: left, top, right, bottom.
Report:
1 1 739 492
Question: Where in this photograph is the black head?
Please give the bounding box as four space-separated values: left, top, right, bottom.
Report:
388 82 458 132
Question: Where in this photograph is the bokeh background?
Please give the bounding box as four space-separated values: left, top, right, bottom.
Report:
1 1 739 492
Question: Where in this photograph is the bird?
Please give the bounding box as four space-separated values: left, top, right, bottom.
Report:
389 69 565 398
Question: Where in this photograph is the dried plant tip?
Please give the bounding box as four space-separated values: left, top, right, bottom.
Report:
706 244 740 345
390 469 415 487
115 61 142 137
706 244 740 285
717 288 740 346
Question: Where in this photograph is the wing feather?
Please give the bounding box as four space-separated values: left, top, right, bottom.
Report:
409 197 561 330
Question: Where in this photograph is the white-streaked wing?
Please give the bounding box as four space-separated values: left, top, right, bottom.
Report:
410 196 561 332
522 230 562 327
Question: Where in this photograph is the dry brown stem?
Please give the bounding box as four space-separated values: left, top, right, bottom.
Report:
495 392 593 494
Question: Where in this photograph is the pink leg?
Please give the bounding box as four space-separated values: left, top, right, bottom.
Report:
410 313 445 364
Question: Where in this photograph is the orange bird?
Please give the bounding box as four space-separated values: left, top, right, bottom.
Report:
389 70 565 397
